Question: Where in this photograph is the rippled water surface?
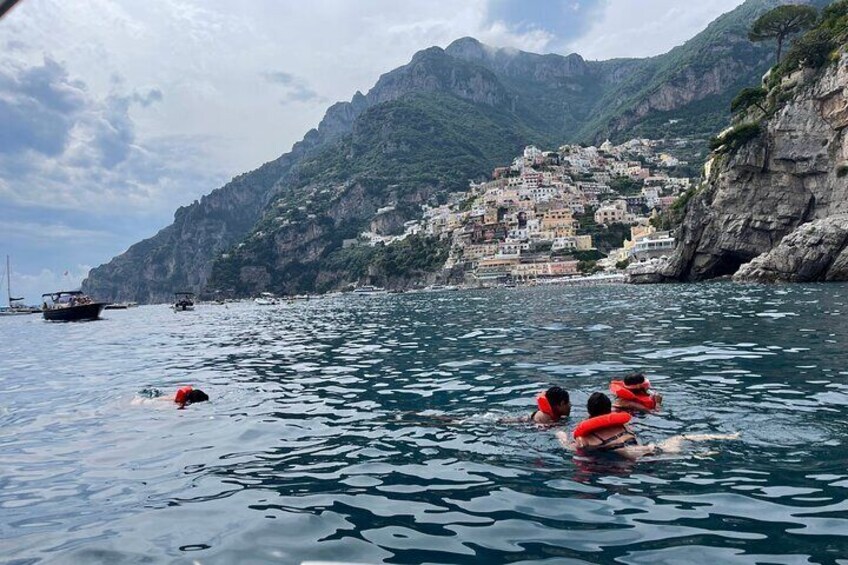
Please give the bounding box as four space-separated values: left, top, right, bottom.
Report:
3 283 848 564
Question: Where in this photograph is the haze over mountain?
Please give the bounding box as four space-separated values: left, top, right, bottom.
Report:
81 0 803 302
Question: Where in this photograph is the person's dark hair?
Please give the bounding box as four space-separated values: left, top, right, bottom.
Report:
186 389 209 404
623 373 646 387
587 392 612 417
546 386 569 406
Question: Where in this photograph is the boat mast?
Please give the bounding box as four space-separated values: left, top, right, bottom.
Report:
6 255 10 308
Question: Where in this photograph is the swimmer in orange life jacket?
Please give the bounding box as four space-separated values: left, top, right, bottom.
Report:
610 373 662 413
132 386 209 408
174 385 209 408
556 392 739 460
530 386 571 424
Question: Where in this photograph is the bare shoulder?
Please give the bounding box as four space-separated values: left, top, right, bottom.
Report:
533 411 554 424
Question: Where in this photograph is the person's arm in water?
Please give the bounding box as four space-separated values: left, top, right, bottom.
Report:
556 430 576 451
614 399 652 413
559 430 740 460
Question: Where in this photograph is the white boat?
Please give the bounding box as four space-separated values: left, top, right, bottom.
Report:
173 292 195 311
254 292 279 305
104 302 136 310
352 285 387 296
0 256 39 316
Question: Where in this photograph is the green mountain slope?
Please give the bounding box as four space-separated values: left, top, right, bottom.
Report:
581 0 831 144
209 92 549 294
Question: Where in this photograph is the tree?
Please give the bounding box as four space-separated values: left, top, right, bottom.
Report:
780 28 836 71
731 87 768 115
749 5 818 63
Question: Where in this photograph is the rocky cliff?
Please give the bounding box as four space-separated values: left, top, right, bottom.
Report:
659 49 848 283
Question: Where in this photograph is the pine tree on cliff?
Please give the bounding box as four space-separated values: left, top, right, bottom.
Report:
749 4 818 63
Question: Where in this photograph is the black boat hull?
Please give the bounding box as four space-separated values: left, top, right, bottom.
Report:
43 303 106 322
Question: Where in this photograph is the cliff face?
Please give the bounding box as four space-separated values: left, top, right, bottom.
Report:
82 155 293 303
661 54 848 283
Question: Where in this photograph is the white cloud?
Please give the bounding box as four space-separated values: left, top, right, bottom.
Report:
13 265 92 305
0 221 111 243
566 0 744 60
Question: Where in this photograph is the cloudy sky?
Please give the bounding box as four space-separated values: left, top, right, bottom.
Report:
0 0 742 303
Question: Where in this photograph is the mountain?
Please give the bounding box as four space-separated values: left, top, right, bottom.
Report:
83 0 802 302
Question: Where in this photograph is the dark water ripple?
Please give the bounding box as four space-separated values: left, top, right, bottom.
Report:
2 283 848 564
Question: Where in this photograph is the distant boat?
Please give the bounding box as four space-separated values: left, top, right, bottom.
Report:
42 291 106 322
1 255 39 316
254 292 279 305
352 285 387 296
173 292 195 312
104 302 135 310
423 284 446 292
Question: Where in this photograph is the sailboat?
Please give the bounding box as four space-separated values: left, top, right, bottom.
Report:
0 256 39 316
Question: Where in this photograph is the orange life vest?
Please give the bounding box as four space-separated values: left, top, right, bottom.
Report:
609 380 656 410
573 412 631 439
536 393 556 419
175 385 193 404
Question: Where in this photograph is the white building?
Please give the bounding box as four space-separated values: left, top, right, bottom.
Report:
523 145 542 161
629 232 676 260
594 200 635 225
641 186 660 209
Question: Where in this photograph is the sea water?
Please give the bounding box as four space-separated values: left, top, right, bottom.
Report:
2 283 847 564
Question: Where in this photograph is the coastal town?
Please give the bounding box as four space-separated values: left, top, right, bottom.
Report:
353 138 696 285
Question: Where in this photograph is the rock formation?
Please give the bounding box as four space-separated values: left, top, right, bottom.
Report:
659 51 848 283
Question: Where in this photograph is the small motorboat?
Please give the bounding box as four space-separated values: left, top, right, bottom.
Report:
0 306 38 316
254 292 279 306
352 285 387 296
173 292 195 312
42 291 106 322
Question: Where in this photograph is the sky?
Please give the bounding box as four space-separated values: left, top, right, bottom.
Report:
0 0 743 303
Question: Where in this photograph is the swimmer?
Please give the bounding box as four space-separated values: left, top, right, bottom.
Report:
132 385 209 408
610 373 662 413
557 392 739 461
530 386 571 424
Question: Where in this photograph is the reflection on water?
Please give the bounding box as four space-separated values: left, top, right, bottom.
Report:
2 283 848 563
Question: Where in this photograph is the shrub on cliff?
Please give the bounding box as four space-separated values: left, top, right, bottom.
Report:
731 87 768 115
779 29 837 73
709 122 762 153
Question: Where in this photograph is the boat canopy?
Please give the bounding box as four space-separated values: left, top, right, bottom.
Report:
42 291 86 298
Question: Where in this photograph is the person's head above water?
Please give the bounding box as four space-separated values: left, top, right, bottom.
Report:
623 373 649 391
546 386 571 416
185 389 209 404
175 386 209 406
587 392 612 417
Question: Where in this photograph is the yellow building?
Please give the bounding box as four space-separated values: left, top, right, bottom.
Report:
464 243 499 261
540 209 577 236
476 257 519 282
